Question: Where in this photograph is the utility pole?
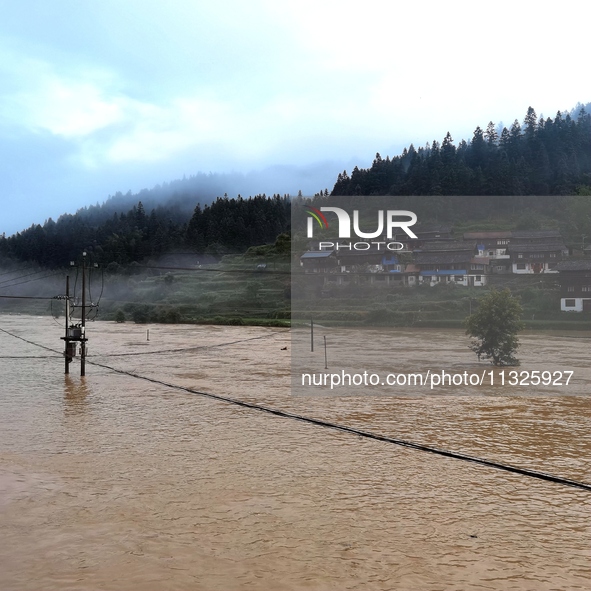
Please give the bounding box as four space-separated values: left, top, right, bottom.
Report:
60 251 92 377
81 251 87 377
64 276 70 374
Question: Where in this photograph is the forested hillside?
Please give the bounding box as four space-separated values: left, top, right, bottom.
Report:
331 106 591 197
1 104 590 269
0 194 290 267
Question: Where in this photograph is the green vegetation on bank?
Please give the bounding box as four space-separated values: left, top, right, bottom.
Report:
291 276 591 331
94 233 291 326
2 253 590 331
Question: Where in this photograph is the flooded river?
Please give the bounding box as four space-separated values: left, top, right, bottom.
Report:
1 315 589 590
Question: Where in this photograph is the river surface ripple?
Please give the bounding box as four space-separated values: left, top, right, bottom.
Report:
0 316 589 590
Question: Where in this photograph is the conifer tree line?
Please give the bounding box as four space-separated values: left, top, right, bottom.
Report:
331 106 591 197
0 195 290 268
0 105 589 269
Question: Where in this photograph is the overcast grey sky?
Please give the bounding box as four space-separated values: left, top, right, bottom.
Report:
0 0 588 235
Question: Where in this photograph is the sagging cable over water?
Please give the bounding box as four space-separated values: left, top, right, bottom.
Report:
89 358 591 493
1 325 589 492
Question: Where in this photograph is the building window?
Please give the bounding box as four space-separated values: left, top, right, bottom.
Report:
496 266 504 271
497 239 509 245
475 275 482 282
518 253 523 258
568 286 575 292
516 263 526 270
550 253 556 258
583 286 591 292
565 299 576 307
455 276 464 281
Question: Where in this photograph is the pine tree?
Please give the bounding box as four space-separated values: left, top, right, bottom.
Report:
485 121 498 145
523 106 538 137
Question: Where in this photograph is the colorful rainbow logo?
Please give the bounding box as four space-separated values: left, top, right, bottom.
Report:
304 206 329 230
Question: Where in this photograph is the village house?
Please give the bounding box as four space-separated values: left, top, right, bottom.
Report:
556 259 591 312
393 225 452 251
463 231 512 274
331 244 407 286
508 231 568 274
299 228 571 286
299 250 337 273
510 229 563 244
299 244 408 286
412 241 488 286
334 247 402 273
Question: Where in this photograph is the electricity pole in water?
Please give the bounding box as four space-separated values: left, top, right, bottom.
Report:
61 251 93 377
63 275 70 374
81 252 87 376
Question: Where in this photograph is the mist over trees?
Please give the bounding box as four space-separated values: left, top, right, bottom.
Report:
1 103 590 269
59 164 342 229
0 195 290 268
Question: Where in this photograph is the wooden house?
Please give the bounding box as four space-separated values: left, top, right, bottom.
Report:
508 242 568 274
300 250 337 273
413 241 487 286
393 225 452 251
463 231 511 273
556 260 591 312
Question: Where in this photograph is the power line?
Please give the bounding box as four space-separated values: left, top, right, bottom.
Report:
0 324 286 360
136 264 292 276
0 269 45 285
0 265 36 278
0 271 62 290
0 355 62 359
88 331 285 358
0 295 55 300
87 359 591 493
0 268 55 288
0 326 62 355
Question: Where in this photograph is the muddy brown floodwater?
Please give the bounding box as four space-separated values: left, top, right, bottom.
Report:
0 315 589 590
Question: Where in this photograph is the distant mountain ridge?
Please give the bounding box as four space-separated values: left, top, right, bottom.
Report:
73 162 345 228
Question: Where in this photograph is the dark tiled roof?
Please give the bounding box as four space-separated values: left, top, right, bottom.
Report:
556 260 591 271
332 243 401 257
300 251 335 259
394 225 452 240
463 231 512 239
419 241 475 252
511 230 562 240
412 225 452 233
509 242 566 253
414 252 472 265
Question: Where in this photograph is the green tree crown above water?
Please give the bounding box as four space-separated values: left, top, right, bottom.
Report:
466 288 525 366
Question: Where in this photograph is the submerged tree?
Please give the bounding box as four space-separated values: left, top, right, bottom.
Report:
466 289 525 366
